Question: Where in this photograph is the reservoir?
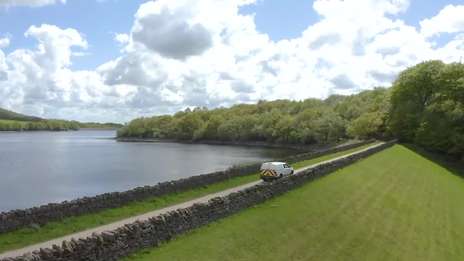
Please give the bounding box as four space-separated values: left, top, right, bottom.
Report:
0 130 293 211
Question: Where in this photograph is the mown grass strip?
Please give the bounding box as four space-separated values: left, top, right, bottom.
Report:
0 142 376 253
291 141 381 169
125 145 464 261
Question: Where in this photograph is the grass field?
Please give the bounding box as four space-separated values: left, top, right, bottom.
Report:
126 145 464 261
0 142 376 253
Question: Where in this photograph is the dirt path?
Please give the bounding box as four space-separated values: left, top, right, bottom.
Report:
0 142 384 259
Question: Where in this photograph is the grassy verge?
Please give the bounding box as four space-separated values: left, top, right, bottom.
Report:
291 141 380 169
126 145 464 261
0 142 376 253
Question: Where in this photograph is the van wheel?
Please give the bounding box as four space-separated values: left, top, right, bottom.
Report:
279 174 283 178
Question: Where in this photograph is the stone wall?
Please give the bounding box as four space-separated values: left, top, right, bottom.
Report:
1 141 395 261
0 140 374 234
282 139 375 164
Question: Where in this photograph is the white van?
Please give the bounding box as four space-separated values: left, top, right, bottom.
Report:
260 162 294 181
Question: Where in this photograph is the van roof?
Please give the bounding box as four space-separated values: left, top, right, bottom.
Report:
262 162 286 165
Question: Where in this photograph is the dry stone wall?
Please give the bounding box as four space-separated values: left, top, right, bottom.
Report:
0 140 374 234
1 141 395 261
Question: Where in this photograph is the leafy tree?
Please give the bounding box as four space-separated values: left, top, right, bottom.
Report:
173 113 204 140
348 112 384 139
389 61 445 140
117 90 392 146
389 61 464 159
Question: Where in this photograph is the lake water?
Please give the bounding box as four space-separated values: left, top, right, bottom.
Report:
0 130 294 211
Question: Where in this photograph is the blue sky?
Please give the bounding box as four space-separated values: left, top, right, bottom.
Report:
400 0 463 26
1 0 460 70
0 0 463 122
243 0 464 45
0 0 146 69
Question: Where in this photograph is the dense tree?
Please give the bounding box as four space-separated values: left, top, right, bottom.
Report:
0 107 121 132
389 61 464 159
389 61 444 140
347 112 384 139
0 119 80 131
118 88 391 145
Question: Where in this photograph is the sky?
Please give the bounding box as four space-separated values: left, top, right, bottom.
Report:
0 0 463 123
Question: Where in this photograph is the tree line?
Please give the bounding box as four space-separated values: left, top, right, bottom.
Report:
117 89 390 144
0 119 80 131
0 120 123 131
117 60 463 160
0 107 123 131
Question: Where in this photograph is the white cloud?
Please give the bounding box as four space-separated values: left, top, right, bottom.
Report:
0 36 10 48
2 0 464 122
131 1 213 60
420 5 464 37
0 0 65 7
24 24 88 70
0 24 124 121
114 33 129 45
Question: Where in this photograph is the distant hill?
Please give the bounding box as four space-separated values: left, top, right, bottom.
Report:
0 107 122 131
0 107 42 122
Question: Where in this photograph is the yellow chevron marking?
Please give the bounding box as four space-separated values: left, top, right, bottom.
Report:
260 169 277 177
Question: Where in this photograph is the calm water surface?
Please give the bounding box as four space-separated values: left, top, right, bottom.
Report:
0 130 294 211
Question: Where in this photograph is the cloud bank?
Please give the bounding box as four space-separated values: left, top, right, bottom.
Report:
1 0 464 122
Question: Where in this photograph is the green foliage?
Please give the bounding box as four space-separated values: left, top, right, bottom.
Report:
78 122 123 129
347 112 384 139
0 119 80 131
118 90 391 145
389 61 464 158
0 107 121 132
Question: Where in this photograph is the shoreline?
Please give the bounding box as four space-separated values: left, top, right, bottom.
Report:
116 137 364 151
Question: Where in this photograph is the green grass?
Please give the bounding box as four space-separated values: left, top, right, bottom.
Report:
291 141 381 169
0 142 376 253
0 175 257 253
126 145 464 261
